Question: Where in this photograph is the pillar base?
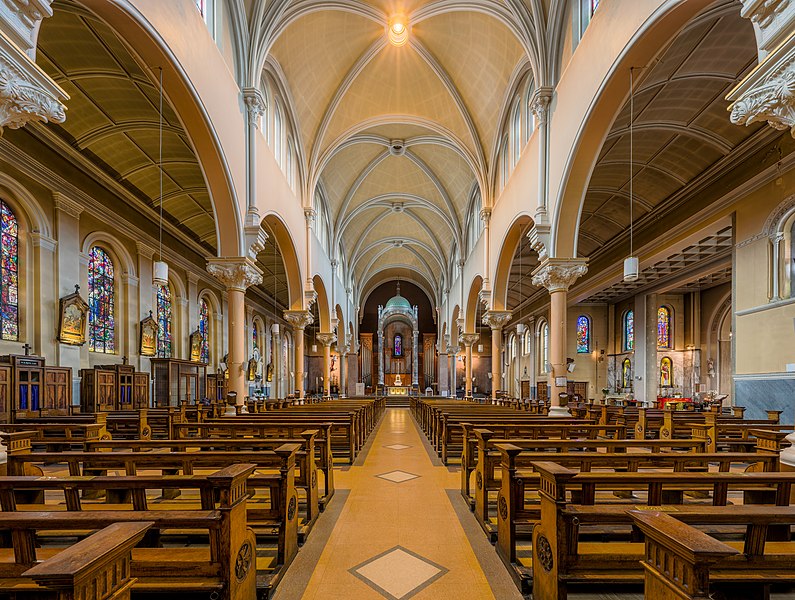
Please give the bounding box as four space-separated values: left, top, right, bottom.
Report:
547 405 572 418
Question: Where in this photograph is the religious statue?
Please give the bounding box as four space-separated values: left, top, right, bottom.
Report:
621 358 632 389
660 357 672 387
266 362 273 382
707 357 716 378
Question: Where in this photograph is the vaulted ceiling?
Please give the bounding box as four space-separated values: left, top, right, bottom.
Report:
36 1 217 255
267 2 531 300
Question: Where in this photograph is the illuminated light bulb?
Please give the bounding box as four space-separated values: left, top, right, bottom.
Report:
387 15 409 46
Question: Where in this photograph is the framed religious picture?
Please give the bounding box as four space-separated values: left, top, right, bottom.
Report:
393 333 403 357
58 285 89 346
139 311 158 357
189 329 203 362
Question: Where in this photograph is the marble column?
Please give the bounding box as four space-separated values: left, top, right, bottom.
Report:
347 343 359 396
284 310 313 398
532 258 588 416
448 345 457 397
316 333 336 397
339 346 348 397
460 333 480 398
412 329 419 387
438 335 450 396
377 330 385 386
271 324 282 399
206 258 263 409
482 311 512 399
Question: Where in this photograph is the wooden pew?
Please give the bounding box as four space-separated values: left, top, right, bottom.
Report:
20 521 153 600
0 465 264 599
0 423 105 450
82 431 330 531
471 440 775 542
525 462 795 599
631 508 795 600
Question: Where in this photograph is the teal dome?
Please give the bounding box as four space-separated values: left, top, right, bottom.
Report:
385 294 412 311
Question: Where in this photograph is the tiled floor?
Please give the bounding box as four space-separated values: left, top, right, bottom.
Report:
276 408 516 600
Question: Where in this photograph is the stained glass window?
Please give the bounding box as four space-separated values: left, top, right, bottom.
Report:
88 246 114 353
156 284 172 358
199 299 210 364
657 306 671 349
591 0 600 14
252 321 259 352
624 310 634 351
576 315 590 353
0 200 18 341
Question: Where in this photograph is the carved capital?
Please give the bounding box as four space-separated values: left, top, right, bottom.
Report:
0 0 54 56
530 87 553 125
460 333 480 347
739 0 794 56
482 310 512 331
304 285 317 311
52 192 82 219
478 287 492 311
479 207 492 223
284 309 313 331
527 222 551 260
206 257 263 291
727 30 795 135
447 345 458 355
304 208 316 225
242 87 266 126
531 258 588 293
316 332 336 347
0 34 68 132
245 224 268 259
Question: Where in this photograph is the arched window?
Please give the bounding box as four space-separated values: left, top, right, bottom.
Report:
523 330 532 355
790 218 795 298
623 310 634 351
576 315 590 353
198 299 210 364
524 81 536 144
577 0 599 40
539 320 549 373
512 101 522 166
252 320 259 353
88 246 115 353
508 334 516 362
156 283 172 358
657 306 672 349
500 136 509 190
274 104 283 167
0 200 19 341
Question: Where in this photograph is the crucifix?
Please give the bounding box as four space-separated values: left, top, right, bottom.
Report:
21 343 32 356
122 355 129 365
74 284 80 294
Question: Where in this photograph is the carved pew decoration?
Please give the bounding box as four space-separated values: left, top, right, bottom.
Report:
23 521 153 600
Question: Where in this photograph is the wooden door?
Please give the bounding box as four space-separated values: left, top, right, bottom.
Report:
0 366 10 421
537 381 548 403
44 367 72 413
132 373 149 409
96 371 116 411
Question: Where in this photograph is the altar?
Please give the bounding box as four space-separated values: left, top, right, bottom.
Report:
385 373 410 396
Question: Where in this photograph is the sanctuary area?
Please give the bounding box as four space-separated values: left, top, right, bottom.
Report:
0 0 794 598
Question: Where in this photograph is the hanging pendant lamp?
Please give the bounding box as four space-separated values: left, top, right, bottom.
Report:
153 66 169 286
624 67 639 282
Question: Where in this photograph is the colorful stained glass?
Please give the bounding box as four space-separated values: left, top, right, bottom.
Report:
624 310 634 351
0 200 18 341
199 299 210 364
156 283 172 358
252 321 259 352
657 306 671 349
541 322 549 372
88 246 115 353
591 0 600 13
576 315 590 353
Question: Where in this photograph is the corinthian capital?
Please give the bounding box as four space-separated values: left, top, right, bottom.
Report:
460 333 480 347
316 332 336 347
206 257 263 291
531 258 588 293
727 22 795 135
284 309 313 330
529 87 553 126
482 310 512 331
0 41 68 132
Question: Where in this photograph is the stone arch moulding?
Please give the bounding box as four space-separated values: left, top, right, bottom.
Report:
312 274 331 333
81 231 137 279
262 213 304 311
492 214 534 311
0 174 52 238
464 275 484 332
76 0 244 257
549 0 717 259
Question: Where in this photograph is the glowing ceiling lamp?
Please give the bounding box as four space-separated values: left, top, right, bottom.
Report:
387 14 409 47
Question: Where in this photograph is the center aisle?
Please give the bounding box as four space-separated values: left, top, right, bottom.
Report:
275 407 521 600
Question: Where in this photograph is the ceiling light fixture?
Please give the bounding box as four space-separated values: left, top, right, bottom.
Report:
623 66 639 283
387 15 409 47
153 66 169 286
